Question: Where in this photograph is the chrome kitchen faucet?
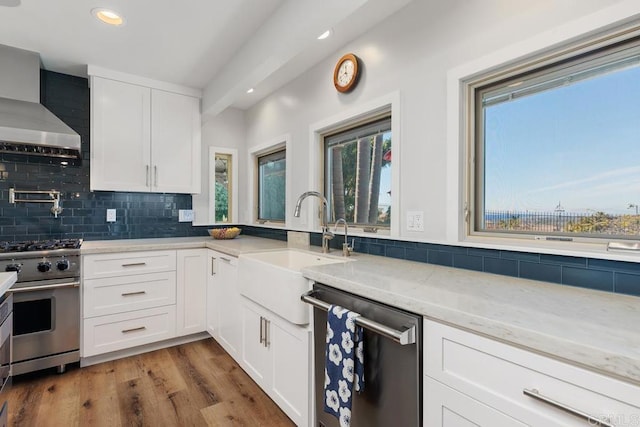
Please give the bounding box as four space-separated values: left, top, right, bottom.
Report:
294 191 334 253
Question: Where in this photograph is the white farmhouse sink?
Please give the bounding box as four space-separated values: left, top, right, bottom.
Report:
238 249 350 324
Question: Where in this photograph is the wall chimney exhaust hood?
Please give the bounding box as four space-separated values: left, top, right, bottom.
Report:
0 44 81 159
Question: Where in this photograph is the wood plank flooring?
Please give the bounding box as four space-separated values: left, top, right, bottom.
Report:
6 338 296 427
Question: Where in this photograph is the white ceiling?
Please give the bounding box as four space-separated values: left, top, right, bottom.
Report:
0 0 413 114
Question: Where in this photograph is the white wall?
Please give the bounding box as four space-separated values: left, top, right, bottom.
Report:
198 0 632 249
237 0 627 243
193 108 245 226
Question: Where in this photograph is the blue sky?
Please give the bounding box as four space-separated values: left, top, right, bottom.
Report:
484 63 640 214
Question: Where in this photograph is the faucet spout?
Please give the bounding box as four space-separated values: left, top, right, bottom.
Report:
294 191 333 253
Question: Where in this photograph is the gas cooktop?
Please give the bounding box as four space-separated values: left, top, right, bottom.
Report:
0 239 82 253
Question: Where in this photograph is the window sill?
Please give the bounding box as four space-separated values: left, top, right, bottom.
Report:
461 235 640 263
251 221 287 229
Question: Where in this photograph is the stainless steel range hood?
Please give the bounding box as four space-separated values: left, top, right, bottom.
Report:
0 44 81 159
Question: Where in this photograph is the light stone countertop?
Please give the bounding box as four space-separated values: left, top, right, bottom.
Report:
0 272 17 298
302 253 640 385
81 235 287 257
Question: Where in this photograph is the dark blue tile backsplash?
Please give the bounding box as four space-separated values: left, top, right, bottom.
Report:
2 70 638 298
0 70 209 241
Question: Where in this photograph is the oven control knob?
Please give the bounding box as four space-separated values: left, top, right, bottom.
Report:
37 261 52 273
57 260 70 271
5 264 21 273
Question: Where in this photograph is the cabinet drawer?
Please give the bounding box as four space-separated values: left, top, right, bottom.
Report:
425 320 640 426
83 250 176 279
425 377 526 426
84 272 176 318
83 306 176 357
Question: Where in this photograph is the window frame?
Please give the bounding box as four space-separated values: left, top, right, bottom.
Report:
308 92 400 238
322 116 392 230
208 146 238 225
256 148 287 223
472 36 640 242
248 135 290 228
451 17 640 249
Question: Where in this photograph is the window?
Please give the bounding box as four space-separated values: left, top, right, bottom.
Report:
209 146 237 224
214 153 233 223
257 149 286 222
471 36 640 241
324 117 392 229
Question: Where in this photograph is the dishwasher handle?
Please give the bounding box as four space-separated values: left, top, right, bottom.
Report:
301 291 416 345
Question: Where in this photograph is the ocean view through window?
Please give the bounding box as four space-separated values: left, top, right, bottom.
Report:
473 36 640 240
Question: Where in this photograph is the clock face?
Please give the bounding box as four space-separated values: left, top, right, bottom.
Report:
337 59 355 87
333 53 359 93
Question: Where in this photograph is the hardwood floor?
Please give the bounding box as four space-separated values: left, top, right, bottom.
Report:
6 339 296 427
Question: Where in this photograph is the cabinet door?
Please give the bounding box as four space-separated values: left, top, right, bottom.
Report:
151 89 201 194
241 301 272 388
270 319 309 426
206 251 219 338
91 77 151 192
176 249 207 336
425 377 526 427
216 255 241 359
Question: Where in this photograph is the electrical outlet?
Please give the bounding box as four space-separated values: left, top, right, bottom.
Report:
179 209 194 222
407 211 424 231
106 209 117 222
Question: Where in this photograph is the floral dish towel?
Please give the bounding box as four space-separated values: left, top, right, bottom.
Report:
324 305 365 427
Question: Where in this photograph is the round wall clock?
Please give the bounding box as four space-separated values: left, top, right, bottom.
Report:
333 53 360 93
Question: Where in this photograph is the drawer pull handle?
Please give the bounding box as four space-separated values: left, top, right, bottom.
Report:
122 262 147 267
220 256 231 262
523 389 613 427
259 316 265 345
121 291 146 297
265 319 270 347
122 326 146 334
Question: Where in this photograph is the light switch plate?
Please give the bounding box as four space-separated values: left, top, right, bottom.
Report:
407 211 424 231
106 209 117 222
179 209 194 222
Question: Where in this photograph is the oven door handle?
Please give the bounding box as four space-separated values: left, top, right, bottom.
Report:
301 290 416 345
8 281 80 293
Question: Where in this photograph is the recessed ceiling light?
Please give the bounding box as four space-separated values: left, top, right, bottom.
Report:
247 88 254 94
92 8 124 26
317 30 332 40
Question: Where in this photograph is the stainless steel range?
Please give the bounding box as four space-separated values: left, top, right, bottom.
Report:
0 239 81 375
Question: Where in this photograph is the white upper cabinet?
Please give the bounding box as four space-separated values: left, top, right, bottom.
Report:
89 66 201 194
90 77 151 192
151 90 201 193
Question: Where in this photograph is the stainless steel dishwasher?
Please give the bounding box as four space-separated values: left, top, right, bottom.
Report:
302 283 422 427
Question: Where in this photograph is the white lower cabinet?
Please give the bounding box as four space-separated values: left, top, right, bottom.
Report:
240 297 310 426
82 249 208 360
206 250 241 359
176 249 207 336
424 319 640 426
